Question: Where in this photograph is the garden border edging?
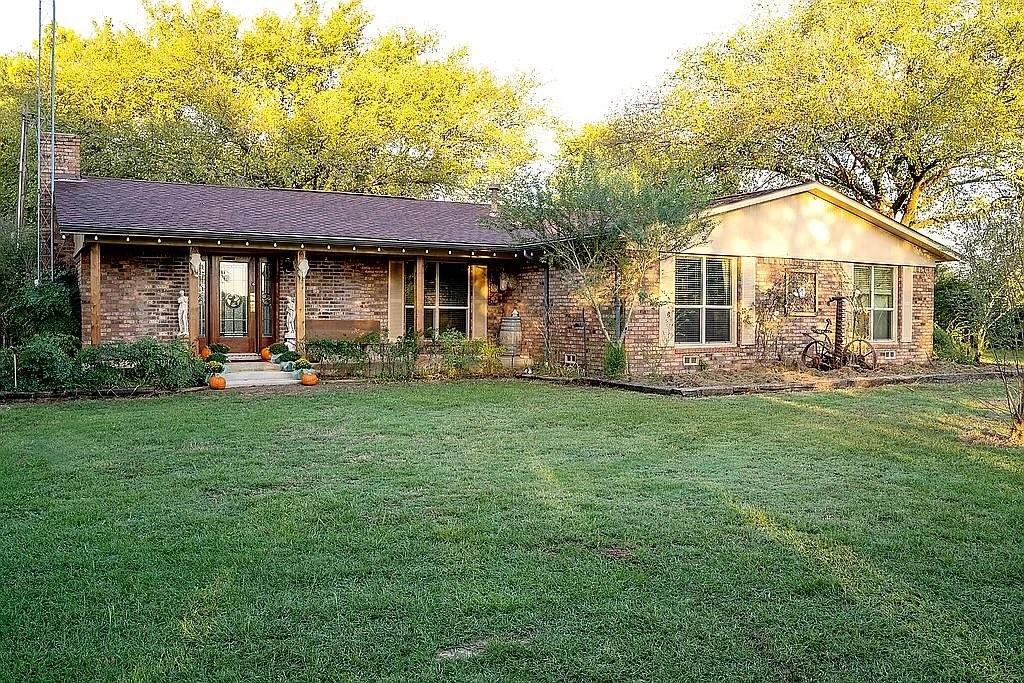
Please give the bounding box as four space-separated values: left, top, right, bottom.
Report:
524 370 1002 398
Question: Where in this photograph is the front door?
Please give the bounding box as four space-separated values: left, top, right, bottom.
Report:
211 256 257 353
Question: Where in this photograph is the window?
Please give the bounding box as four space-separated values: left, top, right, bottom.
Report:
853 264 895 341
260 259 274 338
404 261 470 337
197 257 207 337
674 256 733 344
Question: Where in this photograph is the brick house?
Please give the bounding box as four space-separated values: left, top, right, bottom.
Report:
46 133 956 373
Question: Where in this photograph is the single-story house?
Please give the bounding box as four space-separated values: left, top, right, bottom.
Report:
43 133 957 374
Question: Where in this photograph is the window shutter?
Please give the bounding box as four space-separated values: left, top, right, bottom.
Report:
387 260 404 340
470 264 488 340
739 256 756 346
658 256 674 346
900 266 914 342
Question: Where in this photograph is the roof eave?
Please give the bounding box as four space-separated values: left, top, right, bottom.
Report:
57 223 515 252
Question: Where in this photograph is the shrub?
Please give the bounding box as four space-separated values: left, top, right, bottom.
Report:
933 325 975 365
209 343 230 355
77 337 205 390
0 347 15 391
14 333 80 391
277 350 300 363
269 342 289 355
603 343 627 378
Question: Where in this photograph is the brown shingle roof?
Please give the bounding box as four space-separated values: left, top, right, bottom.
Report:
55 176 511 248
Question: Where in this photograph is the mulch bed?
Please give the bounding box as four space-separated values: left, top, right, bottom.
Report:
526 364 1001 398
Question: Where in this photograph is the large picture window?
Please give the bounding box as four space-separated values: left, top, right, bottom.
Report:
674 256 733 344
853 264 895 341
404 261 470 337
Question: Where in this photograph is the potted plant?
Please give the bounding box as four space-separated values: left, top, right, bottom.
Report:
209 343 230 356
293 357 313 379
269 342 289 363
277 350 300 371
205 360 226 390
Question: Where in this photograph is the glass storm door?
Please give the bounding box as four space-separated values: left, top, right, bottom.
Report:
211 256 257 353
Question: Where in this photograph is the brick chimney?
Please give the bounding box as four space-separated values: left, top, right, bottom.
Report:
38 132 81 271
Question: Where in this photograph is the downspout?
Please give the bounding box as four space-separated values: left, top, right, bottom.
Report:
542 261 551 367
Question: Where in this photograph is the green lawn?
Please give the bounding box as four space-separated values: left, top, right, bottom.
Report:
2 380 1022 682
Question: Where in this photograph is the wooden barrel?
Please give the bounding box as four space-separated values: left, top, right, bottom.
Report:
499 316 522 354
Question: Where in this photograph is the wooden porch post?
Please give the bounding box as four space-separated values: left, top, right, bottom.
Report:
188 247 200 347
89 241 101 345
414 256 425 334
296 249 307 350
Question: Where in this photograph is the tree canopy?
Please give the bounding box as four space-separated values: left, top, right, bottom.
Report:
580 0 1024 229
490 156 718 353
0 0 542 222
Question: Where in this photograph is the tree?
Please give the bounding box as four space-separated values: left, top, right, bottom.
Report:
490 156 717 373
0 0 541 224
585 0 1024 230
951 193 1024 361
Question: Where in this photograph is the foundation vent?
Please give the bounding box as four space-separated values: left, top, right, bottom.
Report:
881 349 897 360
682 355 700 367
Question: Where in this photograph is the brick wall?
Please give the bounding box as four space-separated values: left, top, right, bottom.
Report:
500 256 937 376
79 245 187 342
40 133 81 271
302 254 389 329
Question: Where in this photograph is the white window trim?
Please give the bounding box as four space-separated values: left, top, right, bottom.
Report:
673 255 737 347
855 264 896 343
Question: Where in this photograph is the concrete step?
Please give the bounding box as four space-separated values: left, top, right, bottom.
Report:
227 353 262 362
223 370 299 384
224 361 277 373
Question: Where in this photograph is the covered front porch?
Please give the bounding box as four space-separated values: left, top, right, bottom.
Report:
74 234 528 357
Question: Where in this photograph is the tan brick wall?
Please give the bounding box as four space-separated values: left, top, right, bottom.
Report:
500 257 937 376
300 254 389 336
79 245 187 343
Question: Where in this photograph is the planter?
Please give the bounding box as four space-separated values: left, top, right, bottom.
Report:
271 354 282 363
208 374 227 390
282 361 295 372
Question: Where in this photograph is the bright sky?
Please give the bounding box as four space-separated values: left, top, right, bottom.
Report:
2 1 781 137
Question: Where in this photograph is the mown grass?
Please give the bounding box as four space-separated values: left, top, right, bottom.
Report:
1 380 1022 682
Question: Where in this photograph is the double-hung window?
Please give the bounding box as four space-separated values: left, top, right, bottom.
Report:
674 256 734 344
853 264 895 341
404 261 470 337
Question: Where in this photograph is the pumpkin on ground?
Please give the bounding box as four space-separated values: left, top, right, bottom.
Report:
208 374 227 390
300 373 320 386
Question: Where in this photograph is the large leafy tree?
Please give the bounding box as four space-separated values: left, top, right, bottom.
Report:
490 156 717 370
0 0 541 222
586 0 1024 229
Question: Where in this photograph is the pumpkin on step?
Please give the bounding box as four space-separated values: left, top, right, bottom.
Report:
300 372 319 386
260 347 272 361
208 374 227 390
200 346 211 360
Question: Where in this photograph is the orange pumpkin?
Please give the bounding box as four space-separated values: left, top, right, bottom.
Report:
260 347 272 361
200 346 212 360
208 374 227 390
300 372 320 386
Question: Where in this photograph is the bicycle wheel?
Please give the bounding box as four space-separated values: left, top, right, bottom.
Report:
800 340 829 370
844 339 878 370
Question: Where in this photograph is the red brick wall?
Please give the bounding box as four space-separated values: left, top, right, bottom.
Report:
303 254 389 330
40 133 81 271
79 245 187 343
500 257 937 375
